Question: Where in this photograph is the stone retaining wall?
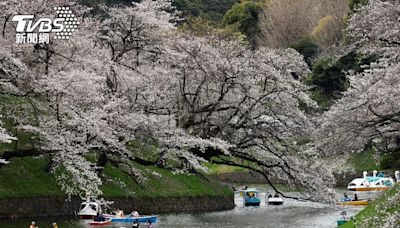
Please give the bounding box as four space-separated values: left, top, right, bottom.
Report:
0 195 234 219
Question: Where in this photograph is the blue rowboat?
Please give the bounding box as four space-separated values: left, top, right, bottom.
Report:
243 188 260 206
337 219 347 226
109 215 157 223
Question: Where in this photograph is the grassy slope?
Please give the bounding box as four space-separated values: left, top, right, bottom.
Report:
0 157 63 198
204 163 246 174
0 156 232 199
101 162 232 198
340 184 400 228
0 94 232 199
0 95 38 153
346 148 380 172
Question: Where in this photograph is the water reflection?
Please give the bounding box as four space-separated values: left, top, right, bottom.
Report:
157 193 362 228
0 190 376 228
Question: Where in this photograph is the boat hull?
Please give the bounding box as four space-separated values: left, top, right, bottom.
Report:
88 220 111 226
268 201 284 205
348 186 390 191
244 202 260 206
337 200 369 206
267 197 284 205
109 215 157 223
79 215 95 220
337 219 348 226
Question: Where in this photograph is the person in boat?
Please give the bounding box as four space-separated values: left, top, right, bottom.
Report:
116 209 124 217
353 194 358 201
340 211 350 221
94 213 106 222
268 193 272 198
132 222 140 228
146 220 153 228
29 221 38 228
129 209 140 218
274 192 279 197
343 193 351 201
52 223 58 228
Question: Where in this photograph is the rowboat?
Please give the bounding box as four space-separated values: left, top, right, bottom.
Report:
78 199 100 219
347 170 395 191
337 211 350 226
108 215 158 223
337 219 348 226
337 200 369 206
243 188 260 206
267 197 284 205
88 220 111 226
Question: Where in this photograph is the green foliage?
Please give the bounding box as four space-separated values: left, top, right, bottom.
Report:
0 95 40 153
289 38 319 66
311 15 343 47
204 163 246 174
307 51 376 108
380 153 394 170
126 140 159 162
348 0 369 12
178 16 215 36
101 162 233 198
392 149 400 169
380 149 400 170
347 147 380 172
174 0 239 22
0 156 232 199
307 58 348 103
0 157 64 198
222 1 262 42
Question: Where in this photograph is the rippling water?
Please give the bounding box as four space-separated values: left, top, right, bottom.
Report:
0 191 376 228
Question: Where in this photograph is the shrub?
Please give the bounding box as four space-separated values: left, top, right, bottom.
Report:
307 51 376 108
311 15 344 47
380 153 394 170
289 38 319 66
223 1 262 43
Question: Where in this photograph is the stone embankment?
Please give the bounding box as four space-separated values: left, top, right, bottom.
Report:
0 195 234 219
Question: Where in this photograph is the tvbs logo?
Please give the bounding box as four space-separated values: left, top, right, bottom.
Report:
13 15 65 33
12 6 79 44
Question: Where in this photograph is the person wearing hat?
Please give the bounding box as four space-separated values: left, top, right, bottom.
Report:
129 209 139 218
29 221 38 228
52 222 58 228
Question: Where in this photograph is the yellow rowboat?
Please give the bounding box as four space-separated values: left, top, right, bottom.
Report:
337 200 369 206
349 186 390 191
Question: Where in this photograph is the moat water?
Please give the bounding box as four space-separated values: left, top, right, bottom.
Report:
0 189 378 228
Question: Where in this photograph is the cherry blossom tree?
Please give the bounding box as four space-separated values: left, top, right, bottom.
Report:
0 0 183 196
0 0 336 201
314 0 400 155
313 1 400 222
134 35 336 201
